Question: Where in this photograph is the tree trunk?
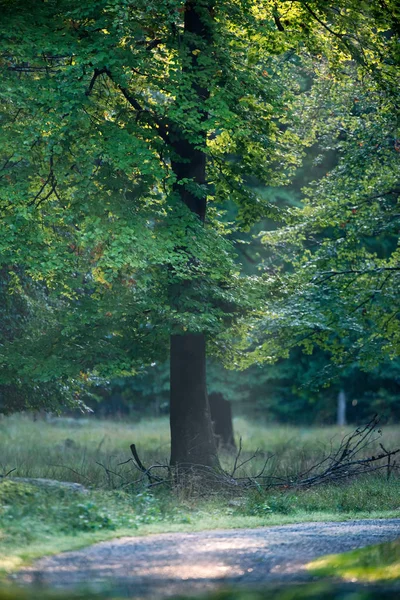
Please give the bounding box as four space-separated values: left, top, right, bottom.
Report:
337 389 347 426
168 1 219 469
209 392 236 450
170 334 219 467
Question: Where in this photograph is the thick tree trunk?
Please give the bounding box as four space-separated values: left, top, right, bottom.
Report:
209 392 236 450
168 1 219 469
170 334 219 467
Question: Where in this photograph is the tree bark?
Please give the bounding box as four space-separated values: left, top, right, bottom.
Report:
209 392 236 450
169 1 219 469
337 388 347 426
170 334 219 467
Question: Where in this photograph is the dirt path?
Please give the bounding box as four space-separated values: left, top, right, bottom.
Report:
16 519 400 598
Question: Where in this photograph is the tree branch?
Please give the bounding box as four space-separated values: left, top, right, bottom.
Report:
314 266 400 284
303 3 344 40
86 67 170 143
118 86 144 113
85 67 111 96
136 38 163 51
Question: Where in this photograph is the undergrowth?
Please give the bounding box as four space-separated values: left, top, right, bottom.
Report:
0 475 399 573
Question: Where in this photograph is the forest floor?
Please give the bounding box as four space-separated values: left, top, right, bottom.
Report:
0 414 399 598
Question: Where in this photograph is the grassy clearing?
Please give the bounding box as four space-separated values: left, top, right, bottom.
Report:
0 415 172 487
308 539 400 582
0 415 399 574
1 415 399 487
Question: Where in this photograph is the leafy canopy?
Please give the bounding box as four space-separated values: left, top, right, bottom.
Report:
0 1 399 408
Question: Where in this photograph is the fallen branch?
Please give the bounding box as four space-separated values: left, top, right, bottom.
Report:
130 444 166 485
0 468 16 478
95 418 399 494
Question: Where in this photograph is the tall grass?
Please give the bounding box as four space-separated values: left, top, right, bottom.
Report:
0 414 399 489
0 415 170 487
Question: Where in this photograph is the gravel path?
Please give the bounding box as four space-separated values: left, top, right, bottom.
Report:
17 519 400 598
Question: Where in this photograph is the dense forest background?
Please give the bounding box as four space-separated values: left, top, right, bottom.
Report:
90 355 400 424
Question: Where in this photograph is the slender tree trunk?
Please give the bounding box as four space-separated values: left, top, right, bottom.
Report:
169 0 219 469
337 389 347 426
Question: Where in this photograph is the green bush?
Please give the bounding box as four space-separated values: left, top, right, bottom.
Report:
61 502 116 532
0 481 36 504
134 493 165 524
243 492 298 516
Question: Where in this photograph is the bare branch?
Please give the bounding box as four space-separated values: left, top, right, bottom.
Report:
1 468 16 478
230 436 243 477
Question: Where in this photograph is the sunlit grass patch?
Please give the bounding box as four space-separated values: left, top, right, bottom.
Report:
308 538 400 582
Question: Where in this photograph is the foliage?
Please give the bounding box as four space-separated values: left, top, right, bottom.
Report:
0 481 116 538
0 0 298 396
235 351 400 424
1 1 398 410
242 477 400 517
93 351 400 424
0 270 85 413
251 30 400 370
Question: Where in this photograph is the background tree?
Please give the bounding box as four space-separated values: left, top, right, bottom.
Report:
253 45 399 373
0 269 83 413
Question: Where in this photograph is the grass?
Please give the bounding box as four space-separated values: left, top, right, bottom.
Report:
0 583 399 600
308 538 400 582
0 585 399 600
1 415 399 487
0 414 399 576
